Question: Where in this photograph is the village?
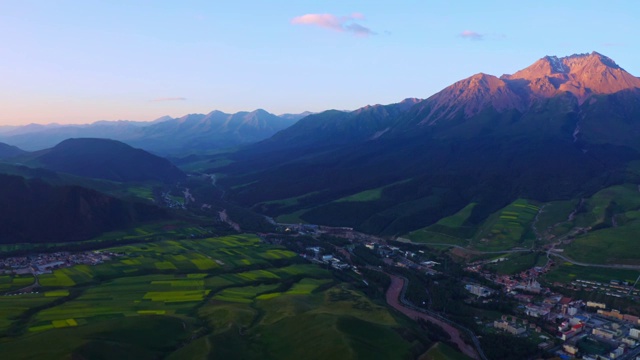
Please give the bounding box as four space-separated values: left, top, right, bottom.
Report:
273 222 640 360
0 250 120 276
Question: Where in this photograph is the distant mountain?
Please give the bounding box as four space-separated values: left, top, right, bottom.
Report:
0 173 167 244
0 142 26 159
217 52 640 236
0 110 300 154
277 111 315 122
127 109 297 154
260 98 422 151
26 138 186 183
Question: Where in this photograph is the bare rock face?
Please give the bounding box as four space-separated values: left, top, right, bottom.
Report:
503 52 640 103
413 52 640 126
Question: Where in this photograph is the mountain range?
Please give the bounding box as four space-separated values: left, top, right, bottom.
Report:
0 109 309 155
215 52 640 236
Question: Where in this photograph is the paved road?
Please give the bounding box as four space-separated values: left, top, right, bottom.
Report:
385 274 480 360
547 252 640 270
395 239 533 255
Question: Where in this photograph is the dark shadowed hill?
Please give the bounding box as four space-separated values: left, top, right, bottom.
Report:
0 142 26 159
0 173 167 244
30 138 186 183
215 52 640 236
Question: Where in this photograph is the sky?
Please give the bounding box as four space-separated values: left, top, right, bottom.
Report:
1 0 639 125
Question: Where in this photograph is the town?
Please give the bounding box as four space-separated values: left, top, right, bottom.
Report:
267 222 640 360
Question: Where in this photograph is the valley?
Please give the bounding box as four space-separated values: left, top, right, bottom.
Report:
1 51 640 360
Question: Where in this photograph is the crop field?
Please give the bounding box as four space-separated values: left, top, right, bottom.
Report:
0 274 34 292
473 199 539 251
0 294 60 335
543 262 640 286
423 342 472 360
0 234 420 359
405 203 477 246
285 278 331 295
213 284 280 303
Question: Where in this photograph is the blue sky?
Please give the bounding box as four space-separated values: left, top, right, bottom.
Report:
1 1 638 125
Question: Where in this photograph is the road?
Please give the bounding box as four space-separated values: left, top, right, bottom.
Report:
385 274 482 360
395 239 533 255
4 273 40 295
547 252 640 270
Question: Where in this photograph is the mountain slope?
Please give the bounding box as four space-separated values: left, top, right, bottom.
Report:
0 173 167 244
216 52 640 236
30 138 186 183
0 142 26 159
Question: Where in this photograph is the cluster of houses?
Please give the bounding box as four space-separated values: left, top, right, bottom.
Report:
0 251 118 275
564 279 640 299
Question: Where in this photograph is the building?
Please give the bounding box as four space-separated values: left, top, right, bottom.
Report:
598 309 624 320
630 328 640 339
494 320 526 335
563 344 578 355
587 301 607 309
465 284 493 297
592 327 617 340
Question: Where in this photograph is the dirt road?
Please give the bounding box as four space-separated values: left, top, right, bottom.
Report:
386 275 479 359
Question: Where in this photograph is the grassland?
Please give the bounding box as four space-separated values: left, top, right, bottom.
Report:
335 187 383 202
554 184 640 265
276 209 309 224
404 204 478 246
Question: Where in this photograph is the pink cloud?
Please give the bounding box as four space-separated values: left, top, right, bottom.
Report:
460 30 484 40
291 13 374 36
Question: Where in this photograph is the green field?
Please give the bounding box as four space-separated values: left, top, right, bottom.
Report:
543 261 640 286
276 209 310 224
0 275 34 292
486 252 546 275
404 204 478 245
422 342 472 360
335 187 383 202
473 199 539 251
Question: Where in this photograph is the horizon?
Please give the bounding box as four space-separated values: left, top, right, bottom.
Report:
2 1 639 125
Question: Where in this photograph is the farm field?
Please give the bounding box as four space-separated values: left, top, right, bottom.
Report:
543 262 640 286
472 199 539 251
0 275 34 292
0 234 424 359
